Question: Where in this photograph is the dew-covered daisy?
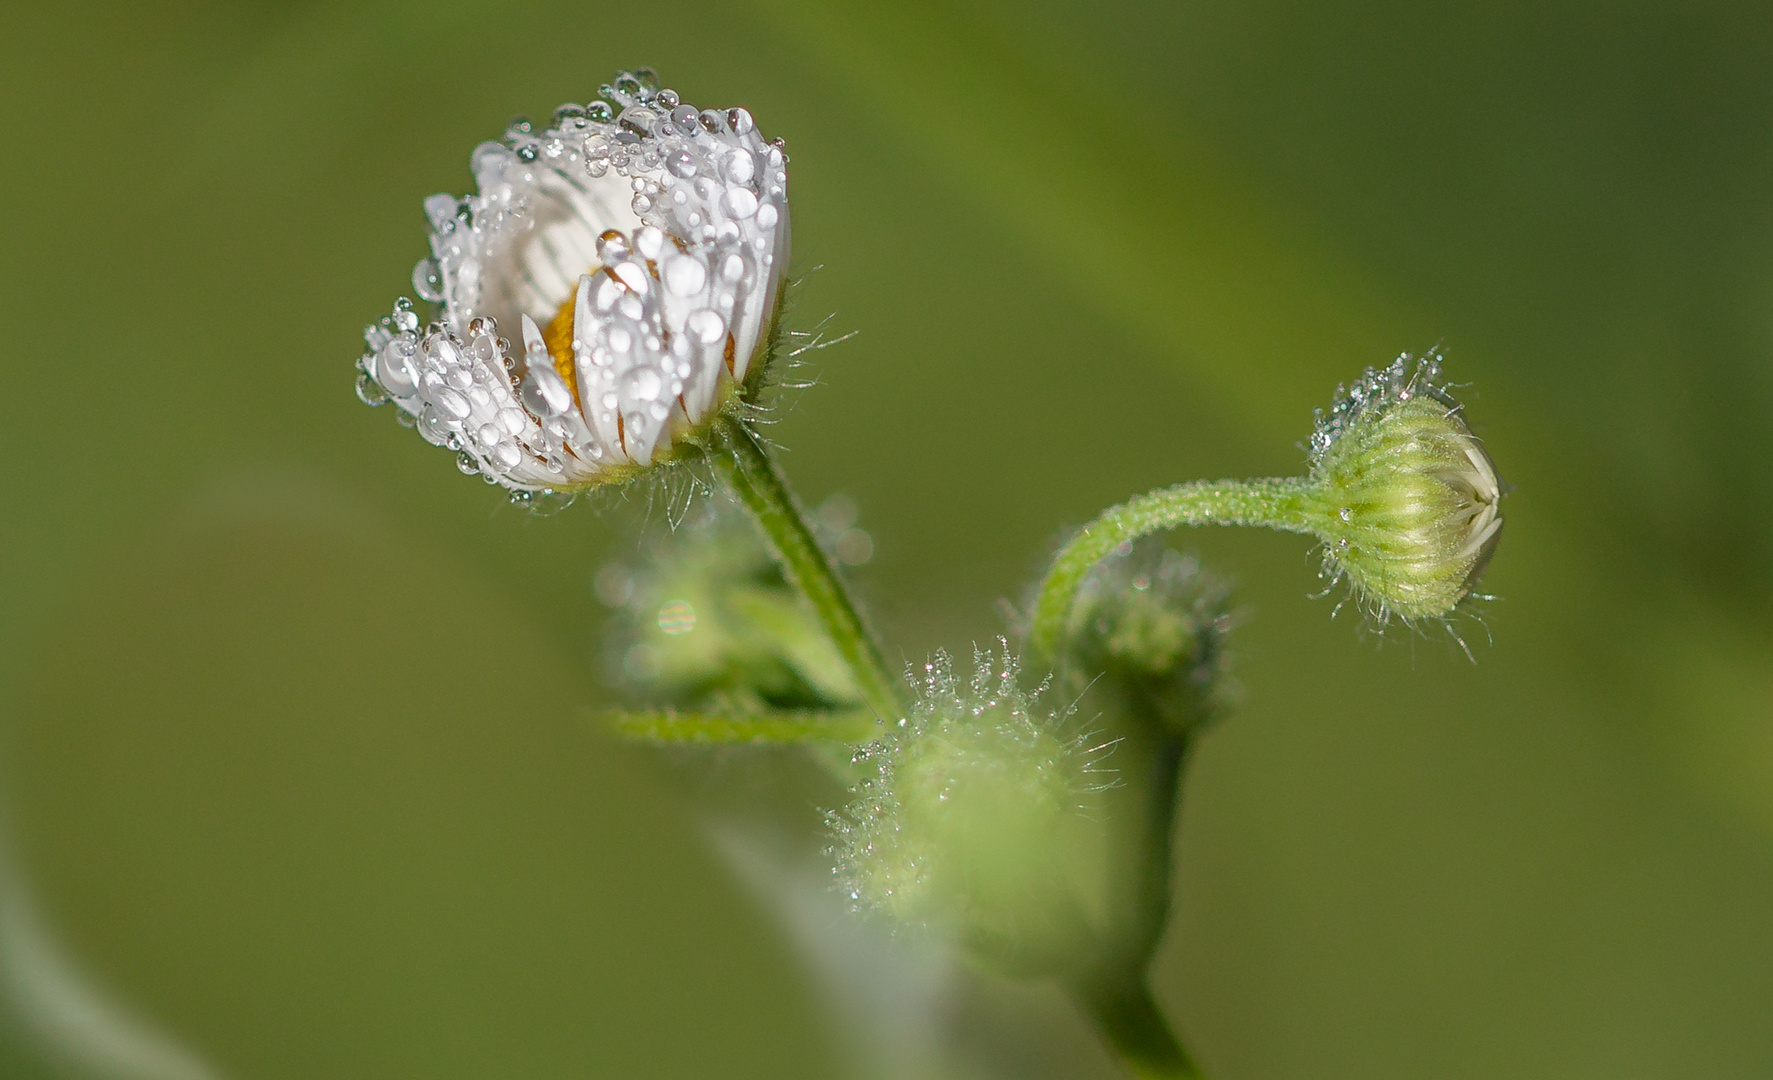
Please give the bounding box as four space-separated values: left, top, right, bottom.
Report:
355 69 791 495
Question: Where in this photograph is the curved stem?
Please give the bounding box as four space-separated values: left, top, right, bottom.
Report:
1030 477 1321 658
710 414 908 723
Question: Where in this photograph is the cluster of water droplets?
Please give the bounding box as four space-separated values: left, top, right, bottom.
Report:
357 68 790 496
357 304 589 499
1307 350 1447 463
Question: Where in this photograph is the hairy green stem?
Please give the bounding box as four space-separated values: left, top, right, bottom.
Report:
607 708 880 745
1030 478 1320 657
711 414 907 723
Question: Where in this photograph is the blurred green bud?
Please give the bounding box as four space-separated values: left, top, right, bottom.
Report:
1058 543 1234 737
1305 352 1503 623
601 497 861 711
831 645 1110 974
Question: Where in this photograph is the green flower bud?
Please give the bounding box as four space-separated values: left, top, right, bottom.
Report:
830 645 1110 974
1306 352 1503 623
601 498 860 711
1058 543 1234 737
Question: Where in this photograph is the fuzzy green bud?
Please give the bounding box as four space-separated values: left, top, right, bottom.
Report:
1304 353 1503 623
600 498 859 711
1058 544 1234 737
831 645 1110 974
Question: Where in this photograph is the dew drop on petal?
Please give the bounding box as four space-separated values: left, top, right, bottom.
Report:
424 194 459 234
720 187 759 220
724 149 756 185
663 255 707 296
356 373 389 406
633 226 666 261
377 348 419 396
686 309 726 344
435 387 472 420
411 257 444 302
623 366 663 402
755 203 779 231
666 149 697 179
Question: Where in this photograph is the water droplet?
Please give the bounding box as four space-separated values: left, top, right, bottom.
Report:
498 407 527 435
457 451 481 475
720 187 758 220
586 100 614 123
492 441 523 469
670 104 699 131
623 366 663 402
633 226 666 261
612 261 650 294
724 149 756 185
719 252 747 283
425 335 462 368
662 254 707 296
521 366 574 417
631 194 652 214
356 373 389 406
516 144 539 162
423 193 458 233
618 105 657 138
655 87 680 108
686 309 726 344
755 203 779 231
435 387 472 420
376 347 419 396
666 149 697 179
727 107 754 135
592 228 625 261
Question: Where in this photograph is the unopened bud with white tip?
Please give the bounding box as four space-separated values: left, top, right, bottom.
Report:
1305 352 1503 623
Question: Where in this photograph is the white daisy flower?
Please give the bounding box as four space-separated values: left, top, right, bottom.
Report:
355 68 791 496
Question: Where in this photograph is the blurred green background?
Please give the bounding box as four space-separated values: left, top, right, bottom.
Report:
3 1 1772 1077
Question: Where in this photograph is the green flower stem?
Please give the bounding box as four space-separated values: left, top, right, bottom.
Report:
711 414 907 723
1080 712 1201 1078
1030 478 1321 658
1114 730 1191 975
607 708 880 745
1069 974 1203 1080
